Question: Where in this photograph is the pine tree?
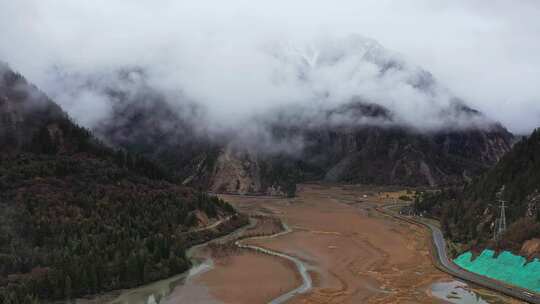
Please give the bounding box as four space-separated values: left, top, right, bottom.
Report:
64 275 72 301
24 294 40 304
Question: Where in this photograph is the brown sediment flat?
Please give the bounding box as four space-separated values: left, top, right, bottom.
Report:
216 184 448 303
196 251 300 304
167 250 298 304
220 184 518 304
166 219 301 304
166 183 519 304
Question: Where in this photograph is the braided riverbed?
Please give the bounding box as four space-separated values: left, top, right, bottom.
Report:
234 222 313 304
103 217 311 304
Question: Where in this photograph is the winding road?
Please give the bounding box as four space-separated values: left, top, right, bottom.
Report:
378 204 540 304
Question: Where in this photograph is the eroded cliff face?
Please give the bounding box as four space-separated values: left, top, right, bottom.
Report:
207 146 289 196
210 146 263 194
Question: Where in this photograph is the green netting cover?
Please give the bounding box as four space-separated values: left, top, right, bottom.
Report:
454 250 540 292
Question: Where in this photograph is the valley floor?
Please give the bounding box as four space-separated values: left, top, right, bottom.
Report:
94 183 523 304
219 184 446 303
170 184 521 304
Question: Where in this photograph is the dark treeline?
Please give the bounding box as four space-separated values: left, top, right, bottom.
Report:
414 129 540 254
28 117 174 182
0 147 245 302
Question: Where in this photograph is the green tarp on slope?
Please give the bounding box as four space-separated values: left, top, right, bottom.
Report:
454 249 540 293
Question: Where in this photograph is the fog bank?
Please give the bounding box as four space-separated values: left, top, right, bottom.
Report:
1 0 538 134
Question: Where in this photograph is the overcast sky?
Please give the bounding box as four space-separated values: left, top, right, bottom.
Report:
1 0 539 134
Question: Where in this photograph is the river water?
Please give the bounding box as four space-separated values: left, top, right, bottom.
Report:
430 280 505 304
85 221 251 304
95 219 312 304
430 278 533 304
69 218 504 304
235 223 312 304
107 261 213 304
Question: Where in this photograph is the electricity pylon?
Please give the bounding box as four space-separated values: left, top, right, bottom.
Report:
493 186 508 241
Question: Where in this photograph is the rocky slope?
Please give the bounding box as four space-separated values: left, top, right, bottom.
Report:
191 101 512 196
268 101 512 186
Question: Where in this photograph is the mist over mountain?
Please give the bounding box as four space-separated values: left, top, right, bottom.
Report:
3 35 512 195
2 1 539 134
2 2 540 302
40 35 498 142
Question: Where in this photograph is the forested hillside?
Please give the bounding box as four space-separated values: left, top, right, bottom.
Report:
415 129 540 256
0 65 246 303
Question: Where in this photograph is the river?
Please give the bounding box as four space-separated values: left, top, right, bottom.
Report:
87 218 312 304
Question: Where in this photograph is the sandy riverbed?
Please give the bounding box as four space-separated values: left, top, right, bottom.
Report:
166 251 299 304
217 183 520 304
166 216 301 304
218 184 445 303
164 183 521 304
63 183 522 304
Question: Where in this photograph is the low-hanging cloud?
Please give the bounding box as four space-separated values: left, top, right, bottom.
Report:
0 0 539 135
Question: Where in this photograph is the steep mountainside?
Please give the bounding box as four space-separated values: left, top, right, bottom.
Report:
268 101 512 186
60 69 224 189
191 101 512 196
0 64 245 302
43 36 514 196
0 68 65 153
58 70 301 196
72 71 512 196
415 129 540 257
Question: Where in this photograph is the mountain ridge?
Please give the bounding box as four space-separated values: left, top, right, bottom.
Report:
65 69 514 196
24 35 515 196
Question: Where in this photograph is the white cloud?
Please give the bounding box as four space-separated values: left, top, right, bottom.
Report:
0 0 538 134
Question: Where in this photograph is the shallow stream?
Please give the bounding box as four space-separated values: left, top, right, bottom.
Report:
93 219 312 304
431 280 490 304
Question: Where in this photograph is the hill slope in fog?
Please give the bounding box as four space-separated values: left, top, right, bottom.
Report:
0 64 244 302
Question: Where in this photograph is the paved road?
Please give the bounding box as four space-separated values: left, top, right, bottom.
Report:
379 204 540 304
